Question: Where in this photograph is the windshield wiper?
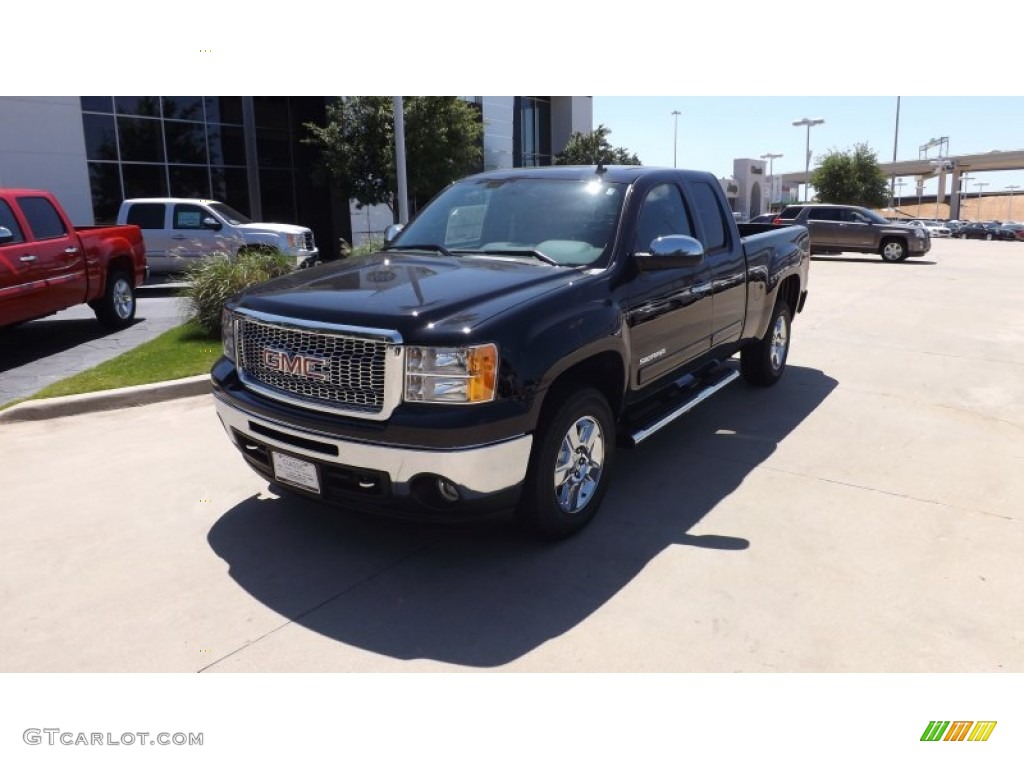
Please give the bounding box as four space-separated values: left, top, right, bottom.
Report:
455 248 561 266
384 244 458 258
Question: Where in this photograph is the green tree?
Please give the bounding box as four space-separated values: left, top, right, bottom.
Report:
809 143 889 207
554 124 641 166
303 97 483 221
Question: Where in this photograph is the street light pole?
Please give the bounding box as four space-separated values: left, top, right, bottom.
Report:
760 152 782 211
975 181 989 222
894 180 906 212
792 117 824 202
671 110 681 168
1007 185 1021 221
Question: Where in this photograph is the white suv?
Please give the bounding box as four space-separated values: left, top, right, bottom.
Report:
907 219 951 238
117 198 318 274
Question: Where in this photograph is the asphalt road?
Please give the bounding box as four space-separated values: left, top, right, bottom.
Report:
2 239 1022 672
0 285 188 405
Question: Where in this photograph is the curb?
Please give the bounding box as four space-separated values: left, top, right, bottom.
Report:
0 375 211 423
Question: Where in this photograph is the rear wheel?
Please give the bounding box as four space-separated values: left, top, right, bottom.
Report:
741 301 792 387
93 270 136 329
985 232 993 241
515 387 615 539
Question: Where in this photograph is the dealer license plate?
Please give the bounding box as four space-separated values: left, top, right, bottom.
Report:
271 451 321 494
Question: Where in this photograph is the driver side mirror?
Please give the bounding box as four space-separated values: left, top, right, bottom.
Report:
635 235 705 271
202 217 222 231
0 226 13 245
383 223 404 245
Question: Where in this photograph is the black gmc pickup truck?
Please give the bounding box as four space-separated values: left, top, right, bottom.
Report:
212 166 810 537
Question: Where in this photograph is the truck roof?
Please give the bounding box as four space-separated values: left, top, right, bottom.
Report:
460 166 710 184
121 198 226 204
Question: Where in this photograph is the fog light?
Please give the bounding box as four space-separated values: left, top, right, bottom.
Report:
436 478 460 503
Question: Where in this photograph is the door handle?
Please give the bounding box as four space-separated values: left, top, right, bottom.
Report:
171 235 187 240
64 246 80 255
19 254 37 262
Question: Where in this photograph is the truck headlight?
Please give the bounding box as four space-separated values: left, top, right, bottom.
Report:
914 229 926 239
405 344 498 404
221 309 237 362
287 233 304 249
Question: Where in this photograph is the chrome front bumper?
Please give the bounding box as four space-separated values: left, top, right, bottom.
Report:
213 392 532 502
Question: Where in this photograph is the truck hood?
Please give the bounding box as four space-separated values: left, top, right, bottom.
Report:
236 222 311 236
234 251 583 340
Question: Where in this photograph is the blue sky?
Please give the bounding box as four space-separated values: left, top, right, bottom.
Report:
593 97 1024 197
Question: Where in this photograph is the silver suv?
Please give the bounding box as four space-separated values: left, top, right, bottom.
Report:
775 204 930 262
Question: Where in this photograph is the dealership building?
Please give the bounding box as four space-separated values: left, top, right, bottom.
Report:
0 96 593 254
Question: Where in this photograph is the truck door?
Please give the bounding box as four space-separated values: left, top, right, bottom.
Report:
620 182 713 387
0 199 40 326
843 207 876 247
124 202 169 272
686 179 747 347
14 195 87 315
169 203 224 268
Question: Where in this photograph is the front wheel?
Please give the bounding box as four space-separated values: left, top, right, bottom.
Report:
985 232 993 241
741 301 792 387
880 238 907 262
515 388 615 539
93 270 136 329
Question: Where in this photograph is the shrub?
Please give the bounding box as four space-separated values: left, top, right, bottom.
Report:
351 237 385 259
183 250 294 336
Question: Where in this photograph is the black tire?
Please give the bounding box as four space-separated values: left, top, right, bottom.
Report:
93 270 136 329
985 232 993 241
740 301 792 387
880 238 906 262
515 387 615 539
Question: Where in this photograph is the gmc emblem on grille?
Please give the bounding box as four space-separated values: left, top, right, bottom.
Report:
261 348 329 381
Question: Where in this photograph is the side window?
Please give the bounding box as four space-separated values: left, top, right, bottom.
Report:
633 183 693 253
808 207 840 222
126 203 166 229
689 182 728 252
16 196 67 240
173 204 207 230
845 209 869 224
0 200 26 244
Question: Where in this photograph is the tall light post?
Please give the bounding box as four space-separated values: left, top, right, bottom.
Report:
792 117 824 202
958 174 972 220
671 110 682 168
1007 185 1021 221
761 152 782 210
975 181 989 222
894 180 906 212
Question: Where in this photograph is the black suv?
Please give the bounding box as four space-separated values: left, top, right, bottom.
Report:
775 204 930 262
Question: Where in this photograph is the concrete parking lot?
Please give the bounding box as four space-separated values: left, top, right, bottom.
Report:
1 239 1022 672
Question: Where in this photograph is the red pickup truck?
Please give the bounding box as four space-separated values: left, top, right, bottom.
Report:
0 189 147 329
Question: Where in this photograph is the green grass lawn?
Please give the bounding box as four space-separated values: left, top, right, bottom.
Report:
23 322 221 402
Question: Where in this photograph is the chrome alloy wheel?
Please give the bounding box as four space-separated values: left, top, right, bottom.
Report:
112 277 134 319
553 416 605 513
770 314 789 372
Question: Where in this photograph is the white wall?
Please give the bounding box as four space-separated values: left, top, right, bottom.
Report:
550 96 593 156
0 97 94 224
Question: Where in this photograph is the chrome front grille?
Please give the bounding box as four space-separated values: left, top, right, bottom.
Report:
303 231 315 250
236 313 401 418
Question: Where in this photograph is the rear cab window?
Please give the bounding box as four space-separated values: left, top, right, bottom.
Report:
125 203 166 229
16 196 67 240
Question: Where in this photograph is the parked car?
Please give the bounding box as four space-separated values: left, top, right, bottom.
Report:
773 203 929 261
117 198 318 274
212 166 810 537
1 189 147 329
995 223 1024 241
907 219 951 238
956 222 1016 241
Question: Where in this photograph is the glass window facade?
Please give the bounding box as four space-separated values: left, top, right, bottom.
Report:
79 96 303 225
514 97 552 167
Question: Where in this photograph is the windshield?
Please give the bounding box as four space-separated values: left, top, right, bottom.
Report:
390 177 627 266
209 202 252 225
